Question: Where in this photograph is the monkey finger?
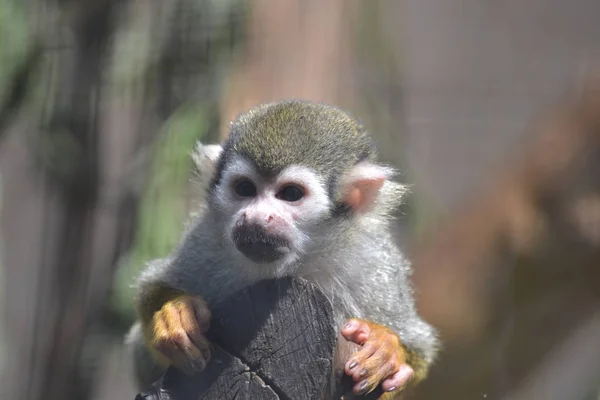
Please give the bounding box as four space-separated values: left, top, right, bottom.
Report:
380 364 414 393
352 375 380 396
177 300 210 353
352 362 399 396
345 342 378 378
152 313 181 357
152 320 184 358
159 340 190 373
156 330 207 374
341 319 361 336
158 306 207 366
341 319 371 345
353 349 399 384
166 339 208 375
350 337 408 392
152 311 170 343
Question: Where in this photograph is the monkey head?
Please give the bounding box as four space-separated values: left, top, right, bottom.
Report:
194 100 399 275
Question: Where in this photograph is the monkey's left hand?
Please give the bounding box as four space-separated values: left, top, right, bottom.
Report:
342 319 414 399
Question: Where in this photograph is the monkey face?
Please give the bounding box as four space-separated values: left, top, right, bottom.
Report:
197 100 399 274
211 156 332 269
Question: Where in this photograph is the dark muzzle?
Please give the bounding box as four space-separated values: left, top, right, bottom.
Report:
232 224 291 264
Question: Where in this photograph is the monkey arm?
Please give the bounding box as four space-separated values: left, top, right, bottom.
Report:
380 314 438 384
126 220 251 390
355 244 439 383
126 258 188 390
391 281 439 383
336 316 434 398
128 256 215 390
330 258 439 396
400 320 438 384
135 274 189 326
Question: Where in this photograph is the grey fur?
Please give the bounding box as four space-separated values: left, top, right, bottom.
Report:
125 100 439 390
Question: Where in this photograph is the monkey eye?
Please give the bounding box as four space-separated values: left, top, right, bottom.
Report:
277 184 305 202
234 179 257 198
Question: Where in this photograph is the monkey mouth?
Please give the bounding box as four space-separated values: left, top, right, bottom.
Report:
232 225 292 264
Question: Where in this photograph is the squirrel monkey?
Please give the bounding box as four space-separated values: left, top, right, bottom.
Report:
126 100 439 398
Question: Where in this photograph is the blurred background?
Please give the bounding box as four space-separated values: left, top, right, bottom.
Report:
1 0 600 399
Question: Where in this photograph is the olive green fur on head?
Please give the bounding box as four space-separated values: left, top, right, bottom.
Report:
212 100 377 199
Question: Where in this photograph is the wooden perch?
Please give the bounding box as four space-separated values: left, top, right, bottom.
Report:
135 277 383 400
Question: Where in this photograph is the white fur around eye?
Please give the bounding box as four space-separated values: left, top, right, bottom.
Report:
211 157 264 217
217 158 262 195
220 158 261 186
276 165 331 221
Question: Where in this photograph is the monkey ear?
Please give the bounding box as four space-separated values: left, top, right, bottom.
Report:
191 142 223 189
192 142 222 172
340 162 394 214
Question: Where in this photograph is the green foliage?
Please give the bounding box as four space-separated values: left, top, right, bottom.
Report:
136 107 207 260
0 0 28 371
111 104 208 320
0 0 29 92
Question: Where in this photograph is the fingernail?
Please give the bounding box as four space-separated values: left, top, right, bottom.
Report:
387 386 397 392
359 368 368 377
347 360 358 370
343 321 355 330
357 380 369 394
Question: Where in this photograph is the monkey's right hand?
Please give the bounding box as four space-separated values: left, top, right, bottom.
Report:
148 295 212 375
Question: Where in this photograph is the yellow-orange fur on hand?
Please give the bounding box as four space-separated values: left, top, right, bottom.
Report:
144 294 212 375
342 319 414 399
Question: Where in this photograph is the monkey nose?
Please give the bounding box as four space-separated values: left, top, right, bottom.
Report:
232 224 291 264
243 212 279 228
